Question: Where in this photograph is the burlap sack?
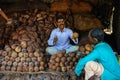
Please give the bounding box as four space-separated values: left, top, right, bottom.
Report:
74 14 103 31
50 0 92 13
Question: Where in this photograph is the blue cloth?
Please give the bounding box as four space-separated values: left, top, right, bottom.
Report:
74 42 120 80
46 45 79 55
47 27 78 51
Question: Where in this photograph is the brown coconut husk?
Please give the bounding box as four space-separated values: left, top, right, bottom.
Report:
50 0 92 13
74 13 103 31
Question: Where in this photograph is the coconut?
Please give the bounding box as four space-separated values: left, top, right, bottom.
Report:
6 65 11 71
10 57 15 62
56 67 61 72
72 32 79 39
13 62 18 67
11 66 16 71
68 53 75 57
67 57 72 62
50 55 56 60
72 57 77 62
37 57 43 61
18 62 23 67
11 51 17 58
5 45 11 52
61 67 66 72
61 57 66 63
39 66 44 71
29 53 33 58
17 66 22 72
0 50 3 55
60 62 65 67
18 52 24 57
23 53 29 58
55 63 59 67
2 61 7 66
11 44 17 50
51 65 56 70
57 52 63 58
20 41 27 48
79 45 85 52
23 62 28 67
55 57 60 63
15 57 21 62
69 62 74 66
85 50 90 54
1 65 5 71
26 57 31 62
29 62 34 67
85 43 92 51
40 61 45 66
2 51 8 57
29 66 34 72
65 62 69 66
34 51 40 57
4 56 10 61
21 57 26 62
7 61 12 66
7 51 12 57
66 66 72 71
32 57 37 62
15 46 22 52
34 66 39 72
34 61 39 66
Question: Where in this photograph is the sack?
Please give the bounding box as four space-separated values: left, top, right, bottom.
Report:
74 14 103 31
50 0 92 13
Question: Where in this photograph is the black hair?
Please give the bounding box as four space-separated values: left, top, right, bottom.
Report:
56 15 65 21
90 28 104 41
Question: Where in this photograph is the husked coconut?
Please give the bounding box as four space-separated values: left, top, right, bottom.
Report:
11 51 17 58
15 46 22 52
85 43 92 51
20 41 27 48
34 51 40 57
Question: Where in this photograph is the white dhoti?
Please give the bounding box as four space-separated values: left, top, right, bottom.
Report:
84 61 104 80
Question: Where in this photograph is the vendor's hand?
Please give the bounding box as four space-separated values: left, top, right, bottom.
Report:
72 32 79 39
53 36 58 43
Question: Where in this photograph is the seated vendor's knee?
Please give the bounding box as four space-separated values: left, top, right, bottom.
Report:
46 47 58 55
66 45 79 54
75 45 79 51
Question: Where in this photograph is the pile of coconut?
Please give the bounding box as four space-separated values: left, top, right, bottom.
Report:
48 43 94 72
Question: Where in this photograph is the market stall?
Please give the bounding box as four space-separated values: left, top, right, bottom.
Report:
0 0 119 80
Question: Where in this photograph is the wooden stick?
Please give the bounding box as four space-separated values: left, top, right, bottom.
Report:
0 8 9 21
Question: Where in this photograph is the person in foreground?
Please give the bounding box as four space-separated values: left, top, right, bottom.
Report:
74 28 120 80
46 15 79 55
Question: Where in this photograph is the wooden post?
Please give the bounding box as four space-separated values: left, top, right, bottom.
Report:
113 0 120 54
0 8 12 24
0 8 9 21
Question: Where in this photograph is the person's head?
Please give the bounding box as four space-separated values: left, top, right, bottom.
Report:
88 28 104 44
56 16 65 31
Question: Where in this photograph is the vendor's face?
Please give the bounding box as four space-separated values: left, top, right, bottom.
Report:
57 19 65 31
